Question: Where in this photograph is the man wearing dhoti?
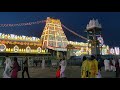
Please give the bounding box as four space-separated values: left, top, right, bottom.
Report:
104 58 110 71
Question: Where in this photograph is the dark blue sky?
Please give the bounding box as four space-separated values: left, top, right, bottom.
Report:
0 12 119 47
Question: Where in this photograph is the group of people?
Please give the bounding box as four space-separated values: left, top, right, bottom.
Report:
3 54 120 78
104 58 120 77
81 55 101 78
81 55 120 78
56 55 102 78
3 55 67 78
3 56 30 78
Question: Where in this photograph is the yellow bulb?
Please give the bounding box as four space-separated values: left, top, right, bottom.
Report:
19 49 21 52
6 48 8 51
22 49 23 52
8 48 10 52
43 50 45 53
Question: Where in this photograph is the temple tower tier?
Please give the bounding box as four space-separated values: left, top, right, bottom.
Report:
86 19 102 56
40 17 68 59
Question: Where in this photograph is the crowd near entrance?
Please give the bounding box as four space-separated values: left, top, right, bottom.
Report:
1 54 120 78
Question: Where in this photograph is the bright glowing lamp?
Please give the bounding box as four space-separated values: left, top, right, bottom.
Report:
0 33 2 36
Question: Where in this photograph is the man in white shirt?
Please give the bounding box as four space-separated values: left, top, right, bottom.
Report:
3 56 12 78
104 58 110 71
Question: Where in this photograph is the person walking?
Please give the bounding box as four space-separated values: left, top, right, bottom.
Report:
111 58 116 72
115 59 120 78
104 58 110 71
3 55 12 78
110 58 114 71
2 57 6 70
59 58 67 78
56 66 61 78
11 57 20 78
89 55 98 78
22 57 30 78
97 59 102 78
81 56 90 78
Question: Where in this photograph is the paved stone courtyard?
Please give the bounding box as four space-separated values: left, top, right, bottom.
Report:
0 66 118 78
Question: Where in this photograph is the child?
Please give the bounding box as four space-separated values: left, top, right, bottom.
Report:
56 66 61 78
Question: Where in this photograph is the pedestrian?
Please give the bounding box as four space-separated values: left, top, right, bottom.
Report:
82 56 87 62
115 59 120 78
22 57 30 78
97 56 103 71
11 57 20 78
2 57 6 70
110 58 114 71
104 58 110 71
118 58 120 68
3 55 12 78
59 58 67 78
111 58 116 72
89 55 98 78
56 66 61 78
81 56 90 78
97 59 102 78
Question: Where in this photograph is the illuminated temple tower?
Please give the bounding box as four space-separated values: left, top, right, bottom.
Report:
40 17 68 58
86 19 102 55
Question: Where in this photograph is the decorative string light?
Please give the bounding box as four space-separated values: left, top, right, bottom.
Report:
62 24 89 41
0 20 46 27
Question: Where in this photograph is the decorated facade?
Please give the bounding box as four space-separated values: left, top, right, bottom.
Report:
0 33 48 54
67 41 110 56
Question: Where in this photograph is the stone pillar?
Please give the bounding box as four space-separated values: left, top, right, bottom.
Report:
42 57 45 69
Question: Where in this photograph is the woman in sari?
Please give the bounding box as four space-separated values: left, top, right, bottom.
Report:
59 58 67 78
11 57 19 78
